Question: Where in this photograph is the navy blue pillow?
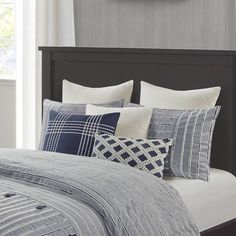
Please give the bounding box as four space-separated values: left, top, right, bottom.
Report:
42 110 120 156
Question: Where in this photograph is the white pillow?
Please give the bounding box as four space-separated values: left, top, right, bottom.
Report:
86 105 153 138
140 81 221 109
63 80 133 104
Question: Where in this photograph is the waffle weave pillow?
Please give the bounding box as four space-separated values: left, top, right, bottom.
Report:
63 80 133 104
86 104 153 138
140 81 221 109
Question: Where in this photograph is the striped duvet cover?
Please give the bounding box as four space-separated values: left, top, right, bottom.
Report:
0 149 200 236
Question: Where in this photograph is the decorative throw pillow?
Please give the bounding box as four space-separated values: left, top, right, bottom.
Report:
140 81 221 109
38 99 124 150
126 103 221 181
41 110 120 156
63 79 133 103
86 105 153 138
92 133 172 178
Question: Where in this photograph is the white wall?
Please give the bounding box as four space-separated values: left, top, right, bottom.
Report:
75 0 236 49
0 80 16 148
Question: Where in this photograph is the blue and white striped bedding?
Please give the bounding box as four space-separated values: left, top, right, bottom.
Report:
126 103 220 181
0 149 200 236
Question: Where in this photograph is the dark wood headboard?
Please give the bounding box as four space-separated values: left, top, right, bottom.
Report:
39 47 236 176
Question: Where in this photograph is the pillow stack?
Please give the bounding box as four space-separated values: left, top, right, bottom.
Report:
39 79 221 181
86 104 169 178
127 103 220 181
39 80 132 155
128 81 221 181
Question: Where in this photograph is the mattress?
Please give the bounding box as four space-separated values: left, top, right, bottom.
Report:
164 168 236 232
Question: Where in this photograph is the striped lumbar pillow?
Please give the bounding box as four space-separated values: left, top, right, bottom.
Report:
92 133 172 178
126 103 221 181
41 110 120 156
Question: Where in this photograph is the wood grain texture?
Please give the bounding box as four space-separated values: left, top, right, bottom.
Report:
74 0 236 49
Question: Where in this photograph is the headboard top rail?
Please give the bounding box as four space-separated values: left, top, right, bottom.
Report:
39 46 236 57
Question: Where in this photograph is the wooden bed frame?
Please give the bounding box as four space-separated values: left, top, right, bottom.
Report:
39 47 236 235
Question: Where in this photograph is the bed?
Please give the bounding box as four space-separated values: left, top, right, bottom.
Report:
0 47 235 235
39 46 236 236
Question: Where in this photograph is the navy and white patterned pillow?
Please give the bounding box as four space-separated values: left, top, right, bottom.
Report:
38 99 124 150
42 111 120 156
92 133 172 178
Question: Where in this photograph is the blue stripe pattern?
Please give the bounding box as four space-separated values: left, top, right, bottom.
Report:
126 102 220 181
0 149 200 236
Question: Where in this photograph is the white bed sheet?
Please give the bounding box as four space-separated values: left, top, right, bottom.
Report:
164 168 236 232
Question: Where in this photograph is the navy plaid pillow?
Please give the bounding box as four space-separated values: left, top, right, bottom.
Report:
42 110 120 156
38 99 124 150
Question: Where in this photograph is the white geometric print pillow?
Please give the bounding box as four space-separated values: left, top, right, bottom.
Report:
92 133 172 178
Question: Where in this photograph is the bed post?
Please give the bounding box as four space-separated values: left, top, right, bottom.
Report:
232 56 236 176
40 48 52 101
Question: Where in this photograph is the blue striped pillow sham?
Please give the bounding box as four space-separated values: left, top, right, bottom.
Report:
126 103 220 181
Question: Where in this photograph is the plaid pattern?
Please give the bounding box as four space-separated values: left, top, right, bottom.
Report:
38 99 124 150
43 110 120 156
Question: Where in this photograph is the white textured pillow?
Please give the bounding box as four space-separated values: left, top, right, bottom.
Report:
63 80 133 104
86 105 153 138
140 81 221 109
